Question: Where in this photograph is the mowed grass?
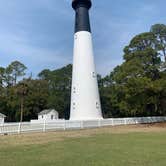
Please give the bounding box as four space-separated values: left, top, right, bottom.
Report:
0 124 166 166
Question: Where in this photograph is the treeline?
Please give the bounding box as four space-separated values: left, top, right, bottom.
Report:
0 62 72 122
99 24 166 117
0 24 166 122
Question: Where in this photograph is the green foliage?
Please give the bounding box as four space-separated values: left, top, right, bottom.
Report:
6 61 27 86
0 67 5 87
38 64 72 119
151 24 166 62
22 79 49 121
100 24 166 117
0 62 71 121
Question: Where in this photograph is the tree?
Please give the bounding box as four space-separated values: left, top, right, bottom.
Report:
38 64 72 119
38 69 51 80
0 67 5 87
22 79 49 121
16 82 28 122
107 30 164 116
151 24 166 62
6 61 27 85
123 32 161 80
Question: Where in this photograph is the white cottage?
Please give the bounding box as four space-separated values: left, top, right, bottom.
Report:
0 113 6 124
38 109 59 121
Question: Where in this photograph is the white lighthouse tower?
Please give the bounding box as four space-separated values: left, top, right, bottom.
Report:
70 0 103 120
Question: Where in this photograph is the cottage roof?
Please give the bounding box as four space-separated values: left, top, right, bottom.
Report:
0 113 6 118
38 109 58 115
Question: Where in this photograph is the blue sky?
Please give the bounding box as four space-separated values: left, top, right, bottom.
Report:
0 0 166 76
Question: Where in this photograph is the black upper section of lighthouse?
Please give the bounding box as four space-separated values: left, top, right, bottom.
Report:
72 0 92 33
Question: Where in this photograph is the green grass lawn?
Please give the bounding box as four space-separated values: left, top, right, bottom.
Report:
0 127 166 166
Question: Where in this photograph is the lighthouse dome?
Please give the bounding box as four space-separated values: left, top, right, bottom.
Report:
72 0 92 10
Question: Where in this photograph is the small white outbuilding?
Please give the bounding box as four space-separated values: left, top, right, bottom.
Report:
38 109 59 121
0 113 6 124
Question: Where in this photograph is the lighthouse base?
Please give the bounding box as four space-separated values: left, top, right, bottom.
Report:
70 116 103 121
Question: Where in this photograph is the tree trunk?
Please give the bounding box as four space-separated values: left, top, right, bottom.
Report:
20 97 24 122
162 48 166 62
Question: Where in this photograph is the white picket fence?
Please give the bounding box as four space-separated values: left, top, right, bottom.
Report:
0 116 166 135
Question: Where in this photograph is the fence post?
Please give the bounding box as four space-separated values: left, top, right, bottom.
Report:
0 123 2 134
0 123 4 134
18 122 21 134
43 120 46 132
111 119 114 126
124 118 127 125
81 120 84 129
64 121 66 130
98 119 101 127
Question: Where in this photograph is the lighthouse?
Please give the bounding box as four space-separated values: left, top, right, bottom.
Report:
70 0 103 120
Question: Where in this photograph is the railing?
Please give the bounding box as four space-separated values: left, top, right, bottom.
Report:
0 116 166 135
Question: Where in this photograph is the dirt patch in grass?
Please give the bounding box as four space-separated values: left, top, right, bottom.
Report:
0 123 166 147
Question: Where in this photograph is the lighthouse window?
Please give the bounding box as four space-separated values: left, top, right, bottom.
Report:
96 102 99 109
73 87 76 93
92 72 96 78
73 102 76 110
